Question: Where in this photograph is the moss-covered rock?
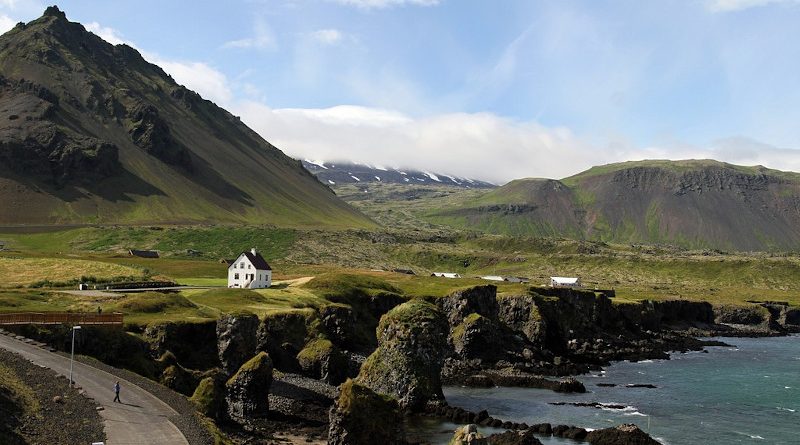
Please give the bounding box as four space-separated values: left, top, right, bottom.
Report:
450 313 501 359
159 364 201 397
216 313 259 376
356 299 449 411
225 352 272 422
328 379 406 445
190 373 226 420
296 338 347 385
585 423 661 445
257 310 313 372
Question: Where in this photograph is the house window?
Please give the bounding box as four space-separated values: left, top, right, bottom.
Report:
240 262 245 268
248 264 251 269
233 264 236 269
234 273 240 279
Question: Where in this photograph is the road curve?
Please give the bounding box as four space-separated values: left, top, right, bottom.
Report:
0 332 189 445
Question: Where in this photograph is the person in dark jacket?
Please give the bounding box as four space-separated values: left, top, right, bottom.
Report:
114 381 121 403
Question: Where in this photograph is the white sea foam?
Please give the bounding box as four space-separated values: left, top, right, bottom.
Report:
777 407 796 412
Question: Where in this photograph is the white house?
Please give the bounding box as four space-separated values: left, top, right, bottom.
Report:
432 272 462 279
480 275 505 282
228 248 272 289
550 276 581 288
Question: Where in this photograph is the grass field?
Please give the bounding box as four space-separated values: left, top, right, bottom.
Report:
1 222 800 323
0 257 144 288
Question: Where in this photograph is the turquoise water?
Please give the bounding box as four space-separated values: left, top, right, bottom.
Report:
414 335 800 444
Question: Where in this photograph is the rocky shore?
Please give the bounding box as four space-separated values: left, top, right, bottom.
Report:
7 284 798 444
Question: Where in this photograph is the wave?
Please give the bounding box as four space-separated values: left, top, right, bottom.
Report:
734 431 765 440
777 407 796 412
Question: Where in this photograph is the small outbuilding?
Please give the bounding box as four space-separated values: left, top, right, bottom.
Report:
550 276 581 288
431 272 462 279
228 248 272 289
129 249 159 258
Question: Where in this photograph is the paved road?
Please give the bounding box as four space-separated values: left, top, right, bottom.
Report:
0 333 189 445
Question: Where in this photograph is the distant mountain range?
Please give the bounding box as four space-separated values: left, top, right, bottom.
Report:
426 160 800 251
301 160 495 189
0 7 372 228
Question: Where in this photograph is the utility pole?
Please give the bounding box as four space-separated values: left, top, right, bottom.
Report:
69 325 81 387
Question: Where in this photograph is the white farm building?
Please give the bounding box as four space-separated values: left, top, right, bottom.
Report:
228 248 272 289
550 277 581 288
432 272 462 279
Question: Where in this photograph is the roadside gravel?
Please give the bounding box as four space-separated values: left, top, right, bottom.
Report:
0 348 106 445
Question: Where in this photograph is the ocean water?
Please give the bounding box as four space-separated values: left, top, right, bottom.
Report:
412 335 800 445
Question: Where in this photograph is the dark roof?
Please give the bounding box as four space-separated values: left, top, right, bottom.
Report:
129 249 159 258
240 251 272 271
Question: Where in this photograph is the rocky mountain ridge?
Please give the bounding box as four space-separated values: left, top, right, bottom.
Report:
0 7 372 228
428 160 800 251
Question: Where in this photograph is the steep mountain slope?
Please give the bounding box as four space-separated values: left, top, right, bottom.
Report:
0 7 373 228
428 160 800 251
301 160 495 188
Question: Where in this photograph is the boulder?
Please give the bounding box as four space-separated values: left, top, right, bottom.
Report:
190 373 225 420
356 299 449 411
328 379 406 445
485 429 543 445
225 352 272 422
217 313 260 376
586 424 661 445
449 424 487 445
296 337 348 385
159 364 200 396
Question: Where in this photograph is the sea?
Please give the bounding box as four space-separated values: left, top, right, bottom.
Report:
410 335 800 445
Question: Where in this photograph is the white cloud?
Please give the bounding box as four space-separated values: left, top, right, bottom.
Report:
84 21 126 45
83 21 234 107
311 28 343 45
329 0 440 10
0 13 15 34
223 20 276 50
148 57 234 105
707 0 800 12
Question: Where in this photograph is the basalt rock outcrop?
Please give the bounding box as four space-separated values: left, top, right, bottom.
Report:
225 352 273 422
356 299 449 411
585 423 661 445
217 313 259 376
297 338 348 385
328 379 406 445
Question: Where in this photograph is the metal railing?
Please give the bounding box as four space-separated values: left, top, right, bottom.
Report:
0 312 123 326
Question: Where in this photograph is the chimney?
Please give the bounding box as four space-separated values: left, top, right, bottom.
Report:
251 247 257 256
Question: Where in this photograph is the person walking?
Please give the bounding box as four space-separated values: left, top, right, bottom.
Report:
113 381 121 403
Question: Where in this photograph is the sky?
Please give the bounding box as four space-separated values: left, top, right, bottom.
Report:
2 0 800 184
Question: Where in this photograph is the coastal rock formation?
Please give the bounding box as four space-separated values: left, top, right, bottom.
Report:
449 424 487 444
438 285 499 326
217 313 259 376
297 338 348 385
190 373 226 420
225 352 272 422
328 379 406 445
485 429 543 445
585 423 661 445
356 299 449 411
257 311 310 371
497 294 546 344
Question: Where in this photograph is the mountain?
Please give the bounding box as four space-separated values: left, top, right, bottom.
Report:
0 7 373 228
427 160 800 251
301 160 495 189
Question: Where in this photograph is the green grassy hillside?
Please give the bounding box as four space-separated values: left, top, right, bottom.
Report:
0 7 372 229
425 160 800 251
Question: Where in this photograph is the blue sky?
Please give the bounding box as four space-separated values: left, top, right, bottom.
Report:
2 0 800 183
